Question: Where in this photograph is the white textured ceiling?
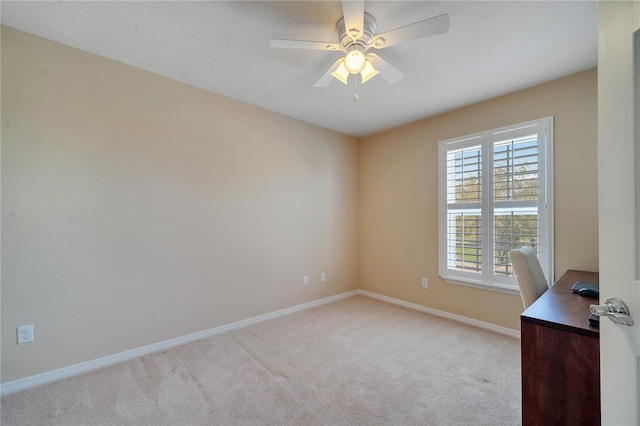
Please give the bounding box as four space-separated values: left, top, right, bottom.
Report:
1 1 597 137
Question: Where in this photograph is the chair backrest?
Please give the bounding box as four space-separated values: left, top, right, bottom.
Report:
509 246 549 309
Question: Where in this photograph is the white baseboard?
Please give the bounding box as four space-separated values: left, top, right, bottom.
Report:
1 288 518 396
0 290 359 396
356 290 521 339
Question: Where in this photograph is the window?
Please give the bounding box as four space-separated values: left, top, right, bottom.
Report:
438 117 553 294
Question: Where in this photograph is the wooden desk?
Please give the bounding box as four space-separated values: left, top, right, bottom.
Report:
521 269 600 426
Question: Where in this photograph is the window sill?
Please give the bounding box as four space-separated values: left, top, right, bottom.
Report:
442 276 521 295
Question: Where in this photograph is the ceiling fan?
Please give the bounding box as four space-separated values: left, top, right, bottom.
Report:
270 1 449 90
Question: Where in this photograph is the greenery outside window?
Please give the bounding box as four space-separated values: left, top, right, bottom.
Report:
437 117 554 294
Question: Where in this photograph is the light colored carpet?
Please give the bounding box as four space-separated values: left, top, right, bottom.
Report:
1 295 521 425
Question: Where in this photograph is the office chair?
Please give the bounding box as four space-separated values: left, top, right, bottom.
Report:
509 246 549 309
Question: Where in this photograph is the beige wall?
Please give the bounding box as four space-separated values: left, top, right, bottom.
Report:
358 69 598 330
1 27 358 383
1 25 599 384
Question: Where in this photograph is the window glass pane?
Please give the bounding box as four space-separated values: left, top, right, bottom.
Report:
494 136 538 201
494 209 538 277
447 146 481 203
447 209 482 273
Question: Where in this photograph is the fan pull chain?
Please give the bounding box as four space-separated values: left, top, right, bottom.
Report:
353 75 359 102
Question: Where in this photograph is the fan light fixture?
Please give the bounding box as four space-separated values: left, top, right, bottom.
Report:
331 46 379 85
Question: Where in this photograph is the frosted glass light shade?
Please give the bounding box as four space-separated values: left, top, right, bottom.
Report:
343 50 366 74
360 60 379 84
331 62 349 85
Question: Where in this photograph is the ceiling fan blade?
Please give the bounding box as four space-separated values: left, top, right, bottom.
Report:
314 59 344 87
370 13 449 49
271 39 341 51
342 0 365 41
367 53 404 84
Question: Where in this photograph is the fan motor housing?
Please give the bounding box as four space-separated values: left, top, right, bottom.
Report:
336 12 377 49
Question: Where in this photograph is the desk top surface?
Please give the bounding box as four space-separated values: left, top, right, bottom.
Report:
521 269 600 338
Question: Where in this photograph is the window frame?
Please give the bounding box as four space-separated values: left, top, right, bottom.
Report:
437 117 554 294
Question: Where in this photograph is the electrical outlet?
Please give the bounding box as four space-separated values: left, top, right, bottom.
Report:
304 275 309 286
422 278 428 288
321 272 326 282
17 325 34 344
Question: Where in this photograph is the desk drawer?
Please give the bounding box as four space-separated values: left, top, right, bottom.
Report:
521 320 600 426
